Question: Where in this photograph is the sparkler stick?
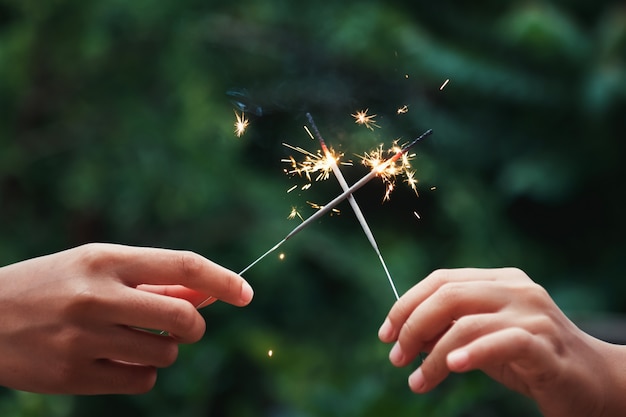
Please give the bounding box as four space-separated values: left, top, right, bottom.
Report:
237 127 433 276
305 113 400 300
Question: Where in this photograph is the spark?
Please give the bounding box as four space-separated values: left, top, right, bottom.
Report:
414 211 421 219
360 139 418 201
430 186 437 191
440 78 450 90
281 126 351 190
404 170 419 195
308 201 340 215
278 253 285 261
282 142 342 183
352 109 380 130
234 110 249 137
238 128 433 276
268 349 273 357
286 184 298 193
397 105 409 114
288 206 304 221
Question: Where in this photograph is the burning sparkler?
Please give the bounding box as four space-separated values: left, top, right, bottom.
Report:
282 133 351 188
306 113 400 300
360 139 419 201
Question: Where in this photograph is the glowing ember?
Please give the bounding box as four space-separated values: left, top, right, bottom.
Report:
234 110 249 137
352 109 380 130
308 201 340 216
288 206 304 221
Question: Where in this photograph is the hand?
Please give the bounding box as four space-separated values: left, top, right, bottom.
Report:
378 268 626 417
0 243 253 395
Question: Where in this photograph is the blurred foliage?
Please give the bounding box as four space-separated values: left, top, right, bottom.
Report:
1 0 625 416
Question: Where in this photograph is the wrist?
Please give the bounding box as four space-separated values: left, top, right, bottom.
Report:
596 341 626 417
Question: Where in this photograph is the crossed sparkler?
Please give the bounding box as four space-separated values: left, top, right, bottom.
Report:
195 115 432 310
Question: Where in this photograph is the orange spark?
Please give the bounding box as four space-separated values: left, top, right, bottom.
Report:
307 201 340 215
288 206 304 221
397 105 409 114
352 109 380 130
360 139 417 201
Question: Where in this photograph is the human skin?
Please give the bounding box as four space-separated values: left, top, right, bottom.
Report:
0 243 253 395
378 268 626 417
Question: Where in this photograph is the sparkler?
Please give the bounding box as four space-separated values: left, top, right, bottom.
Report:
190 121 431 318
238 127 433 276
305 112 400 300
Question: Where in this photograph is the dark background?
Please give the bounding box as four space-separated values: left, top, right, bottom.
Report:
1 0 625 416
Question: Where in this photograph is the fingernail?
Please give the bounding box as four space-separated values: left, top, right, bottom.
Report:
240 281 254 304
447 349 470 371
389 342 404 364
409 367 425 392
378 318 392 341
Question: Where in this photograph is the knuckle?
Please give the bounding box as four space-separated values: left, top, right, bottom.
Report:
435 282 462 304
54 325 86 355
159 342 180 367
178 251 205 280
520 282 552 308
128 368 158 394
62 285 104 319
452 315 482 337
167 301 203 341
426 269 452 287
509 327 535 353
399 319 417 345
503 267 531 283
75 243 117 274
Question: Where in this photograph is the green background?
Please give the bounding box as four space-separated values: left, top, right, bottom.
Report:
1 0 625 415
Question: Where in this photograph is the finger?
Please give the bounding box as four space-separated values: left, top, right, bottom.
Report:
76 360 159 395
393 281 512 366
404 313 512 392
380 268 503 343
91 326 180 368
105 287 207 343
85 244 253 306
136 284 216 307
446 327 554 377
